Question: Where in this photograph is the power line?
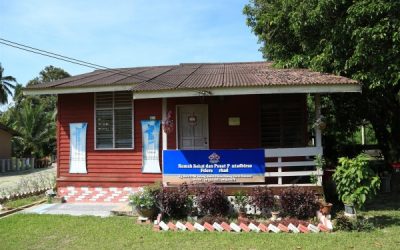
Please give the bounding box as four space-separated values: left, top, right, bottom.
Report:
0 38 121 73
0 38 186 89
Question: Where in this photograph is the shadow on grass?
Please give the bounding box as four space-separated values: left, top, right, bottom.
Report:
367 215 400 228
365 193 400 211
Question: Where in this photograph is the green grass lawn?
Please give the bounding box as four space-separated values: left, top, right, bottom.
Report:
1 194 399 250
2 195 45 209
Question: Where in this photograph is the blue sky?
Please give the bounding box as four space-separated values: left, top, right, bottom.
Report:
0 0 263 86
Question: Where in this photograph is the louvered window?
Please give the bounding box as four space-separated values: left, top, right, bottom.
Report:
261 94 307 148
95 92 133 149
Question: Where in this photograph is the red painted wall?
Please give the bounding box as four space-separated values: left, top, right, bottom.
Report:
57 93 268 188
57 93 162 188
167 95 261 149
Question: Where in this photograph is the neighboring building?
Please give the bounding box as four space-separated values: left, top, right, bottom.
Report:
0 123 18 159
24 62 360 202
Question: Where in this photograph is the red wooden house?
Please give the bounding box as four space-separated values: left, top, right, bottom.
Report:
24 62 359 202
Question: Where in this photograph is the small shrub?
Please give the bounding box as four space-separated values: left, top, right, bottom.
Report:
334 213 374 232
233 190 248 212
280 188 319 219
250 186 274 214
129 185 159 210
333 154 380 209
157 183 192 219
196 184 230 216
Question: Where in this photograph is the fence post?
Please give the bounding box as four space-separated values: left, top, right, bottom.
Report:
11 158 16 171
31 158 35 169
17 158 21 171
23 158 28 170
317 168 323 186
7 159 11 171
278 157 282 185
1 159 5 173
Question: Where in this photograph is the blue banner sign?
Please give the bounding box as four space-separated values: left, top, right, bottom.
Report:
69 123 87 174
163 149 265 183
141 120 161 173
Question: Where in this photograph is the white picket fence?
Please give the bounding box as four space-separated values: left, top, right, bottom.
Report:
0 158 35 173
265 147 323 186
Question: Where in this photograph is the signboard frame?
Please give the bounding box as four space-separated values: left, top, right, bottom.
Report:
163 149 265 184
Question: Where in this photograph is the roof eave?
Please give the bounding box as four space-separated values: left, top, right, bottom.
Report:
23 84 135 95
133 84 362 99
23 83 361 98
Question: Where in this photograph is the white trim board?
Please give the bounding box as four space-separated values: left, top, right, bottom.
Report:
23 83 361 97
23 85 135 95
133 84 361 99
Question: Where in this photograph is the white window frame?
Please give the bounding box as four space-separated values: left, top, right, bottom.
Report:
94 92 134 150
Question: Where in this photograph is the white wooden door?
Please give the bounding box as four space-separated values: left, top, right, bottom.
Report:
177 105 209 149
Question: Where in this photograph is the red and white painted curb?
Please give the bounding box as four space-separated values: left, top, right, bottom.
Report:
153 221 332 233
58 186 140 203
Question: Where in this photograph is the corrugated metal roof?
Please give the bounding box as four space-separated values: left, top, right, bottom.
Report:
26 61 358 92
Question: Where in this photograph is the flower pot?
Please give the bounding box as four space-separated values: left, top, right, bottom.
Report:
238 211 247 218
238 210 249 224
135 207 155 218
271 211 280 221
320 203 333 215
344 203 356 218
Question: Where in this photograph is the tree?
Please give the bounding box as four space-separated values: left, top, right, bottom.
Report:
0 65 70 158
244 0 400 164
27 65 70 86
12 102 54 158
0 64 16 104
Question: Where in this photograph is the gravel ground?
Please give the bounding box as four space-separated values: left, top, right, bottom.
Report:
0 164 56 190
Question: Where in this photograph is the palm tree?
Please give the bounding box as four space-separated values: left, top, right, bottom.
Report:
13 102 54 158
0 64 16 104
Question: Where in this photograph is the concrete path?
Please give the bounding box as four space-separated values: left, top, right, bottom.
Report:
22 203 122 217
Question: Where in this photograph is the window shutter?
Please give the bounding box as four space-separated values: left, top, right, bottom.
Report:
115 109 132 148
96 109 113 149
95 91 133 149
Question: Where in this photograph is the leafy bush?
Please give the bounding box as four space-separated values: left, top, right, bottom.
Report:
156 184 192 219
333 154 380 209
280 188 319 219
250 186 274 214
334 213 374 232
129 186 159 210
233 190 248 212
196 184 230 216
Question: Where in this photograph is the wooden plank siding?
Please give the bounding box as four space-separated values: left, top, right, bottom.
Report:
57 93 162 187
166 95 261 149
57 93 307 188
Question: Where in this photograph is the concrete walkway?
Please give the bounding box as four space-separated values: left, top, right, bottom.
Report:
22 203 122 217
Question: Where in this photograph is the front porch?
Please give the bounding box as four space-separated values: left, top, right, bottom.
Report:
155 93 325 190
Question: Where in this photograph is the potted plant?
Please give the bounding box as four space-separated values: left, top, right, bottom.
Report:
333 154 381 217
250 186 274 217
234 191 248 219
129 186 158 218
270 196 281 221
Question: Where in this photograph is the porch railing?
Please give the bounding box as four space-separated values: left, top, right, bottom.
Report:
0 158 35 173
265 147 323 187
